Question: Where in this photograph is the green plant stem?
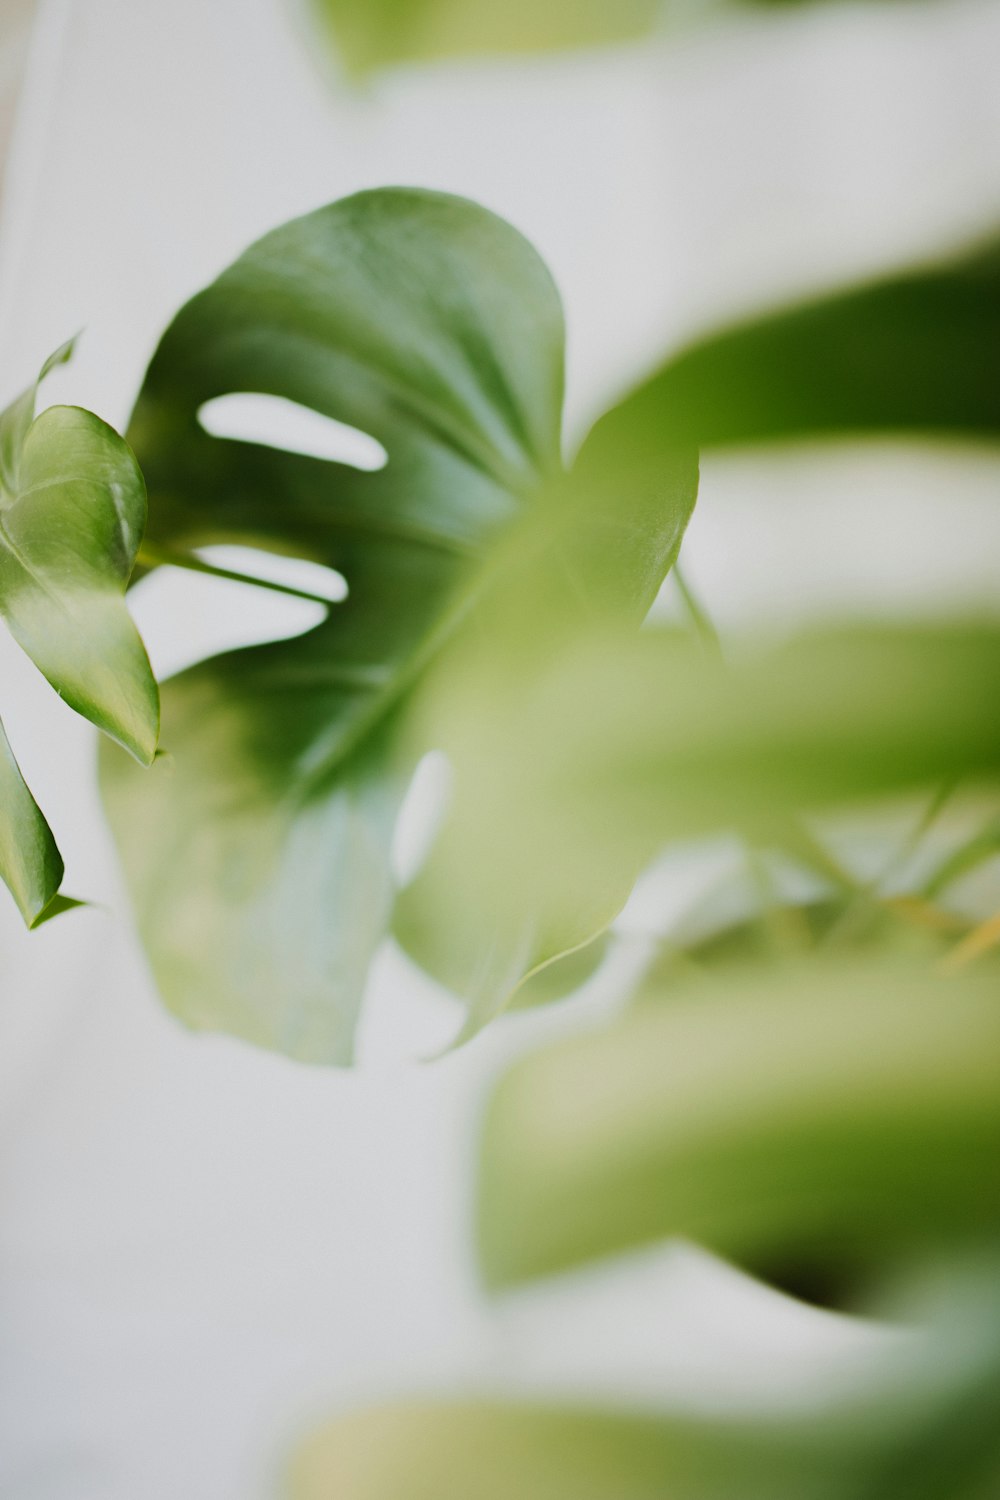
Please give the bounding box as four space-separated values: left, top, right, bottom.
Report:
673 561 721 653
136 542 336 607
823 778 958 948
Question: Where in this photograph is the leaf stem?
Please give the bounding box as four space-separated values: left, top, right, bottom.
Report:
673 561 721 653
136 542 336 607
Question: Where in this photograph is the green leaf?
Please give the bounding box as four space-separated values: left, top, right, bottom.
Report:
288 1289 1000 1499
395 233 1000 1034
0 343 158 927
0 342 159 763
396 426 698 1038
617 234 1000 452
101 188 696 1063
403 621 1000 1014
311 0 663 77
478 957 1000 1289
289 1401 826 1500
0 713 64 927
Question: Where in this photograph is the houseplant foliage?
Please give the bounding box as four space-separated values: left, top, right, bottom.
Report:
290 1281 1000 1499
274 198 1000 1487
101 186 698 1064
101 193 998 1065
0 339 159 926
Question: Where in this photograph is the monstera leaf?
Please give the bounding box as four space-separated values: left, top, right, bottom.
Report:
101 188 697 1064
0 341 158 926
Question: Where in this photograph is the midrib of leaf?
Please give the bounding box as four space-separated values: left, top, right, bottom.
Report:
294 559 489 803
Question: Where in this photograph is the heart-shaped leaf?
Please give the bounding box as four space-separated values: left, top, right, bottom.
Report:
0 341 159 763
0 342 159 926
101 188 697 1064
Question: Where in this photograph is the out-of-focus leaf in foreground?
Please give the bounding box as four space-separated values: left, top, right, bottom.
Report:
102 188 696 1063
614 233 1000 451
405 622 1000 1009
477 957 1000 1289
311 0 663 77
289 1277 1000 1499
310 0 951 80
0 342 158 925
397 232 1000 1033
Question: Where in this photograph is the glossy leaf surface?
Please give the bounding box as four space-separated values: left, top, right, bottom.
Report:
103 189 696 1062
0 342 158 763
0 343 158 925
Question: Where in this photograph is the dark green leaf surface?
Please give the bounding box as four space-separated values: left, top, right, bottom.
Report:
103 188 696 1062
478 958 1000 1288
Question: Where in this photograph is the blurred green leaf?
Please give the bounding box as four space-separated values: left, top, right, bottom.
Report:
309 0 947 79
397 421 698 1037
311 0 663 77
0 341 159 764
408 622 1000 1001
288 1280 1000 1499
289 1400 835 1500
478 957 1000 1289
611 234 1000 451
921 815 1000 902
103 188 695 1062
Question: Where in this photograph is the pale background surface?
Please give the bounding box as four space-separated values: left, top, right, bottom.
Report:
0 1 999 1495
